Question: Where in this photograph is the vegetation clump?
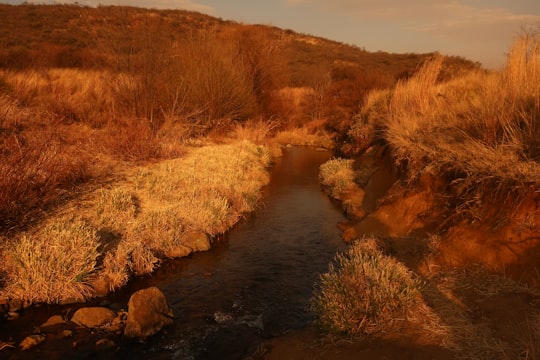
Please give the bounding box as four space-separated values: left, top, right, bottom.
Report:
311 236 422 335
1 216 99 304
319 158 355 200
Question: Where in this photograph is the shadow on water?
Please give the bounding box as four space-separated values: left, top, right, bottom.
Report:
2 147 347 360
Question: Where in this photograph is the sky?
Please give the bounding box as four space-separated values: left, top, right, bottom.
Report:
3 0 540 69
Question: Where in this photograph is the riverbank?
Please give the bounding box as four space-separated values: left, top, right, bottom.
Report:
300 34 540 358
259 142 540 360
0 145 347 358
0 140 272 309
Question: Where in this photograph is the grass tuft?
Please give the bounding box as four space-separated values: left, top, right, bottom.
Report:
319 158 355 200
311 236 423 335
0 216 99 304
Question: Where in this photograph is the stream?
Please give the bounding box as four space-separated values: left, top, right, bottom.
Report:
2 147 347 359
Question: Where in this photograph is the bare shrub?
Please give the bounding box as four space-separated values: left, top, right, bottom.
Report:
100 117 161 162
0 132 91 233
110 31 260 134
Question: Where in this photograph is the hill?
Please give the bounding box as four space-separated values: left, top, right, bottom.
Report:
0 4 478 84
0 3 480 234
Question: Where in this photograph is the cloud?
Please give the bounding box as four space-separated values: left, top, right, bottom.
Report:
290 0 540 43
31 0 214 13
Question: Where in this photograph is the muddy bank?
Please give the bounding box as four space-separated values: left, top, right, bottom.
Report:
333 145 540 285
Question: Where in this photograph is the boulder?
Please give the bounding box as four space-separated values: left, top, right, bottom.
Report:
96 338 116 350
124 287 174 338
91 278 111 297
183 231 211 252
41 315 65 330
71 307 116 328
19 334 46 350
163 244 193 258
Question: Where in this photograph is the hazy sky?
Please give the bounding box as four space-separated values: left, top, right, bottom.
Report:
4 0 540 69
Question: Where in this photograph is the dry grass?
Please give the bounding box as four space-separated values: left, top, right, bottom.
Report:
319 158 355 200
0 216 99 304
0 140 271 302
0 124 92 233
353 32 540 219
84 140 271 292
95 140 271 293
419 269 540 359
0 68 116 126
273 119 334 148
312 236 540 358
311 236 423 335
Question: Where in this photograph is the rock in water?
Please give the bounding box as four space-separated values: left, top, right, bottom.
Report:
124 287 174 338
71 307 117 328
183 231 211 252
19 334 46 350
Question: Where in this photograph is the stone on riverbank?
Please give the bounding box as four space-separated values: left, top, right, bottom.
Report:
124 287 174 338
41 315 65 329
183 231 211 252
71 307 117 328
19 334 46 350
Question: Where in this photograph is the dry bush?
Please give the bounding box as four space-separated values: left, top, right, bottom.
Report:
0 131 91 233
231 117 280 144
0 216 99 304
0 69 116 127
312 236 422 335
110 31 262 132
100 117 162 162
322 64 391 132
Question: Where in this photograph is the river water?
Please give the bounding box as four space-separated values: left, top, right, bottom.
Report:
3 147 347 359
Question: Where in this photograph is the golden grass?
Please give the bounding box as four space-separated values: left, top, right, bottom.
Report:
311 236 423 335
354 32 540 216
0 140 271 302
273 119 334 148
0 216 99 304
312 235 540 357
94 140 272 292
319 158 355 200
0 68 116 126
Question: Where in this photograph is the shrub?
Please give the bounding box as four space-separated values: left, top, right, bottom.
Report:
0 131 91 233
311 236 422 335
